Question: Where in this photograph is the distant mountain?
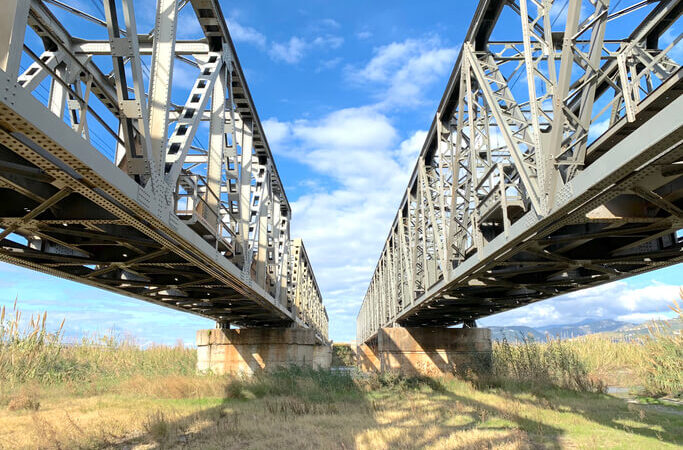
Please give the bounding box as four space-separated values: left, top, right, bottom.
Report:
539 319 632 339
603 317 683 340
489 326 546 342
489 318 634 342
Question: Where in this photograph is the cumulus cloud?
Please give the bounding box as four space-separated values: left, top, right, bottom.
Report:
258 35 463 339
226 19 267 47
354 37 459 108
269 37 308 64
222 15 342 63
480 281 681 328
264 108 428 339
269 35 344 64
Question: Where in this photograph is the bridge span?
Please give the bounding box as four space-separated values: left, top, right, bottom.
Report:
357 0 682 371
0 0 329 371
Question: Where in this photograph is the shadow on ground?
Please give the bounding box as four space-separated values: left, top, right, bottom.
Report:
116 354 682 449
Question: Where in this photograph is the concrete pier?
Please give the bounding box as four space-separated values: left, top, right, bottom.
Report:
358 327 492 376
197 328 332 375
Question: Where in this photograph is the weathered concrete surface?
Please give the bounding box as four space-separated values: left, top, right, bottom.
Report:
196 328 332 375
357 342 380 373
359 327 492 376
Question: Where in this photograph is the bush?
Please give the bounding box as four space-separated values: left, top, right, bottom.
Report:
332 343 356 367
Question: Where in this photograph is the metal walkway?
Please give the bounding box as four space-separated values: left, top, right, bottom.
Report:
358 0 682 343
0 0 327 340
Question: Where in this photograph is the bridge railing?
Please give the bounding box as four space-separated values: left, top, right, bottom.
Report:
357 0 682 344
289 239 329 341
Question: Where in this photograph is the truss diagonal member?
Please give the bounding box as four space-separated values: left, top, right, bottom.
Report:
17 51 62 92
0 188 72 241
518 0 556 207
237 117 254 266
548 0 610 186
206 62 227 231
464 43 543 214
631 186 683 218
418 160 447 273
103 0 159 189
86 248 168 279
148 0 179 182
255 169 272 288
164 53 223 186
565 0 610 181
397 207 415 306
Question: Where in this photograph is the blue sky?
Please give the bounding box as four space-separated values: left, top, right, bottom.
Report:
1 0 681 344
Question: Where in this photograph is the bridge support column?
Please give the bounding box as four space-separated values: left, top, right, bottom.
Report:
196 328 331 375
359 327 492 376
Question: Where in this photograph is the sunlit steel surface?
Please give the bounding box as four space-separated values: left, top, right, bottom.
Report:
358 0 682 343
0 0 327 340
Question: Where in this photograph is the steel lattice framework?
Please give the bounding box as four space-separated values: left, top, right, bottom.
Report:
0 0 327 340
358 0 683 343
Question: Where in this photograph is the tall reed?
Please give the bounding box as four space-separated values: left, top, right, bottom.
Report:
638 293 682 398
0 297 65 386
0 299 195 390
491 335 604 392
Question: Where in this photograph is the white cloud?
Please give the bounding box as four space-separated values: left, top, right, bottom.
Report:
617 311 676 323
354 37 459 107
269 37 307 64
259 36 463 339
356 31 373 40
269 35 344 64
480 281 681 328
319 19 341 29
588 119 609 141
316 57 343 73
265 107 428 340
313 35 344 49
262 118 290 148
226 19 267 47
395 130 427 168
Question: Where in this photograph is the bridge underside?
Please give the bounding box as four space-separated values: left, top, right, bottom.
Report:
0 78 290 329
401 79 683 329
357 0 683 344
0 0 329 340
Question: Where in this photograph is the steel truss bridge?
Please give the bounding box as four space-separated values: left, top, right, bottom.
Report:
0 0 327 340
358 0 683 343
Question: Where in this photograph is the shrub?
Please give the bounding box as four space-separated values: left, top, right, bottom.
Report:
332 343 356 367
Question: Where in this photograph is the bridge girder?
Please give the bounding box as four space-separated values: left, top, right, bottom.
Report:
357 0 683 343
0 0 327 340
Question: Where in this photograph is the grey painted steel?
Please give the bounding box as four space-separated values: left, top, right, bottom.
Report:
358 0 683 343
0 0 327 340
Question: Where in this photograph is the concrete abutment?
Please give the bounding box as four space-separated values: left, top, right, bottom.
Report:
358 327 492 376
196 328 332 375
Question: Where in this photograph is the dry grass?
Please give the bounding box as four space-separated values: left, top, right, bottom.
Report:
1 372 681 449
489 293 683 399
1 300 682 448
